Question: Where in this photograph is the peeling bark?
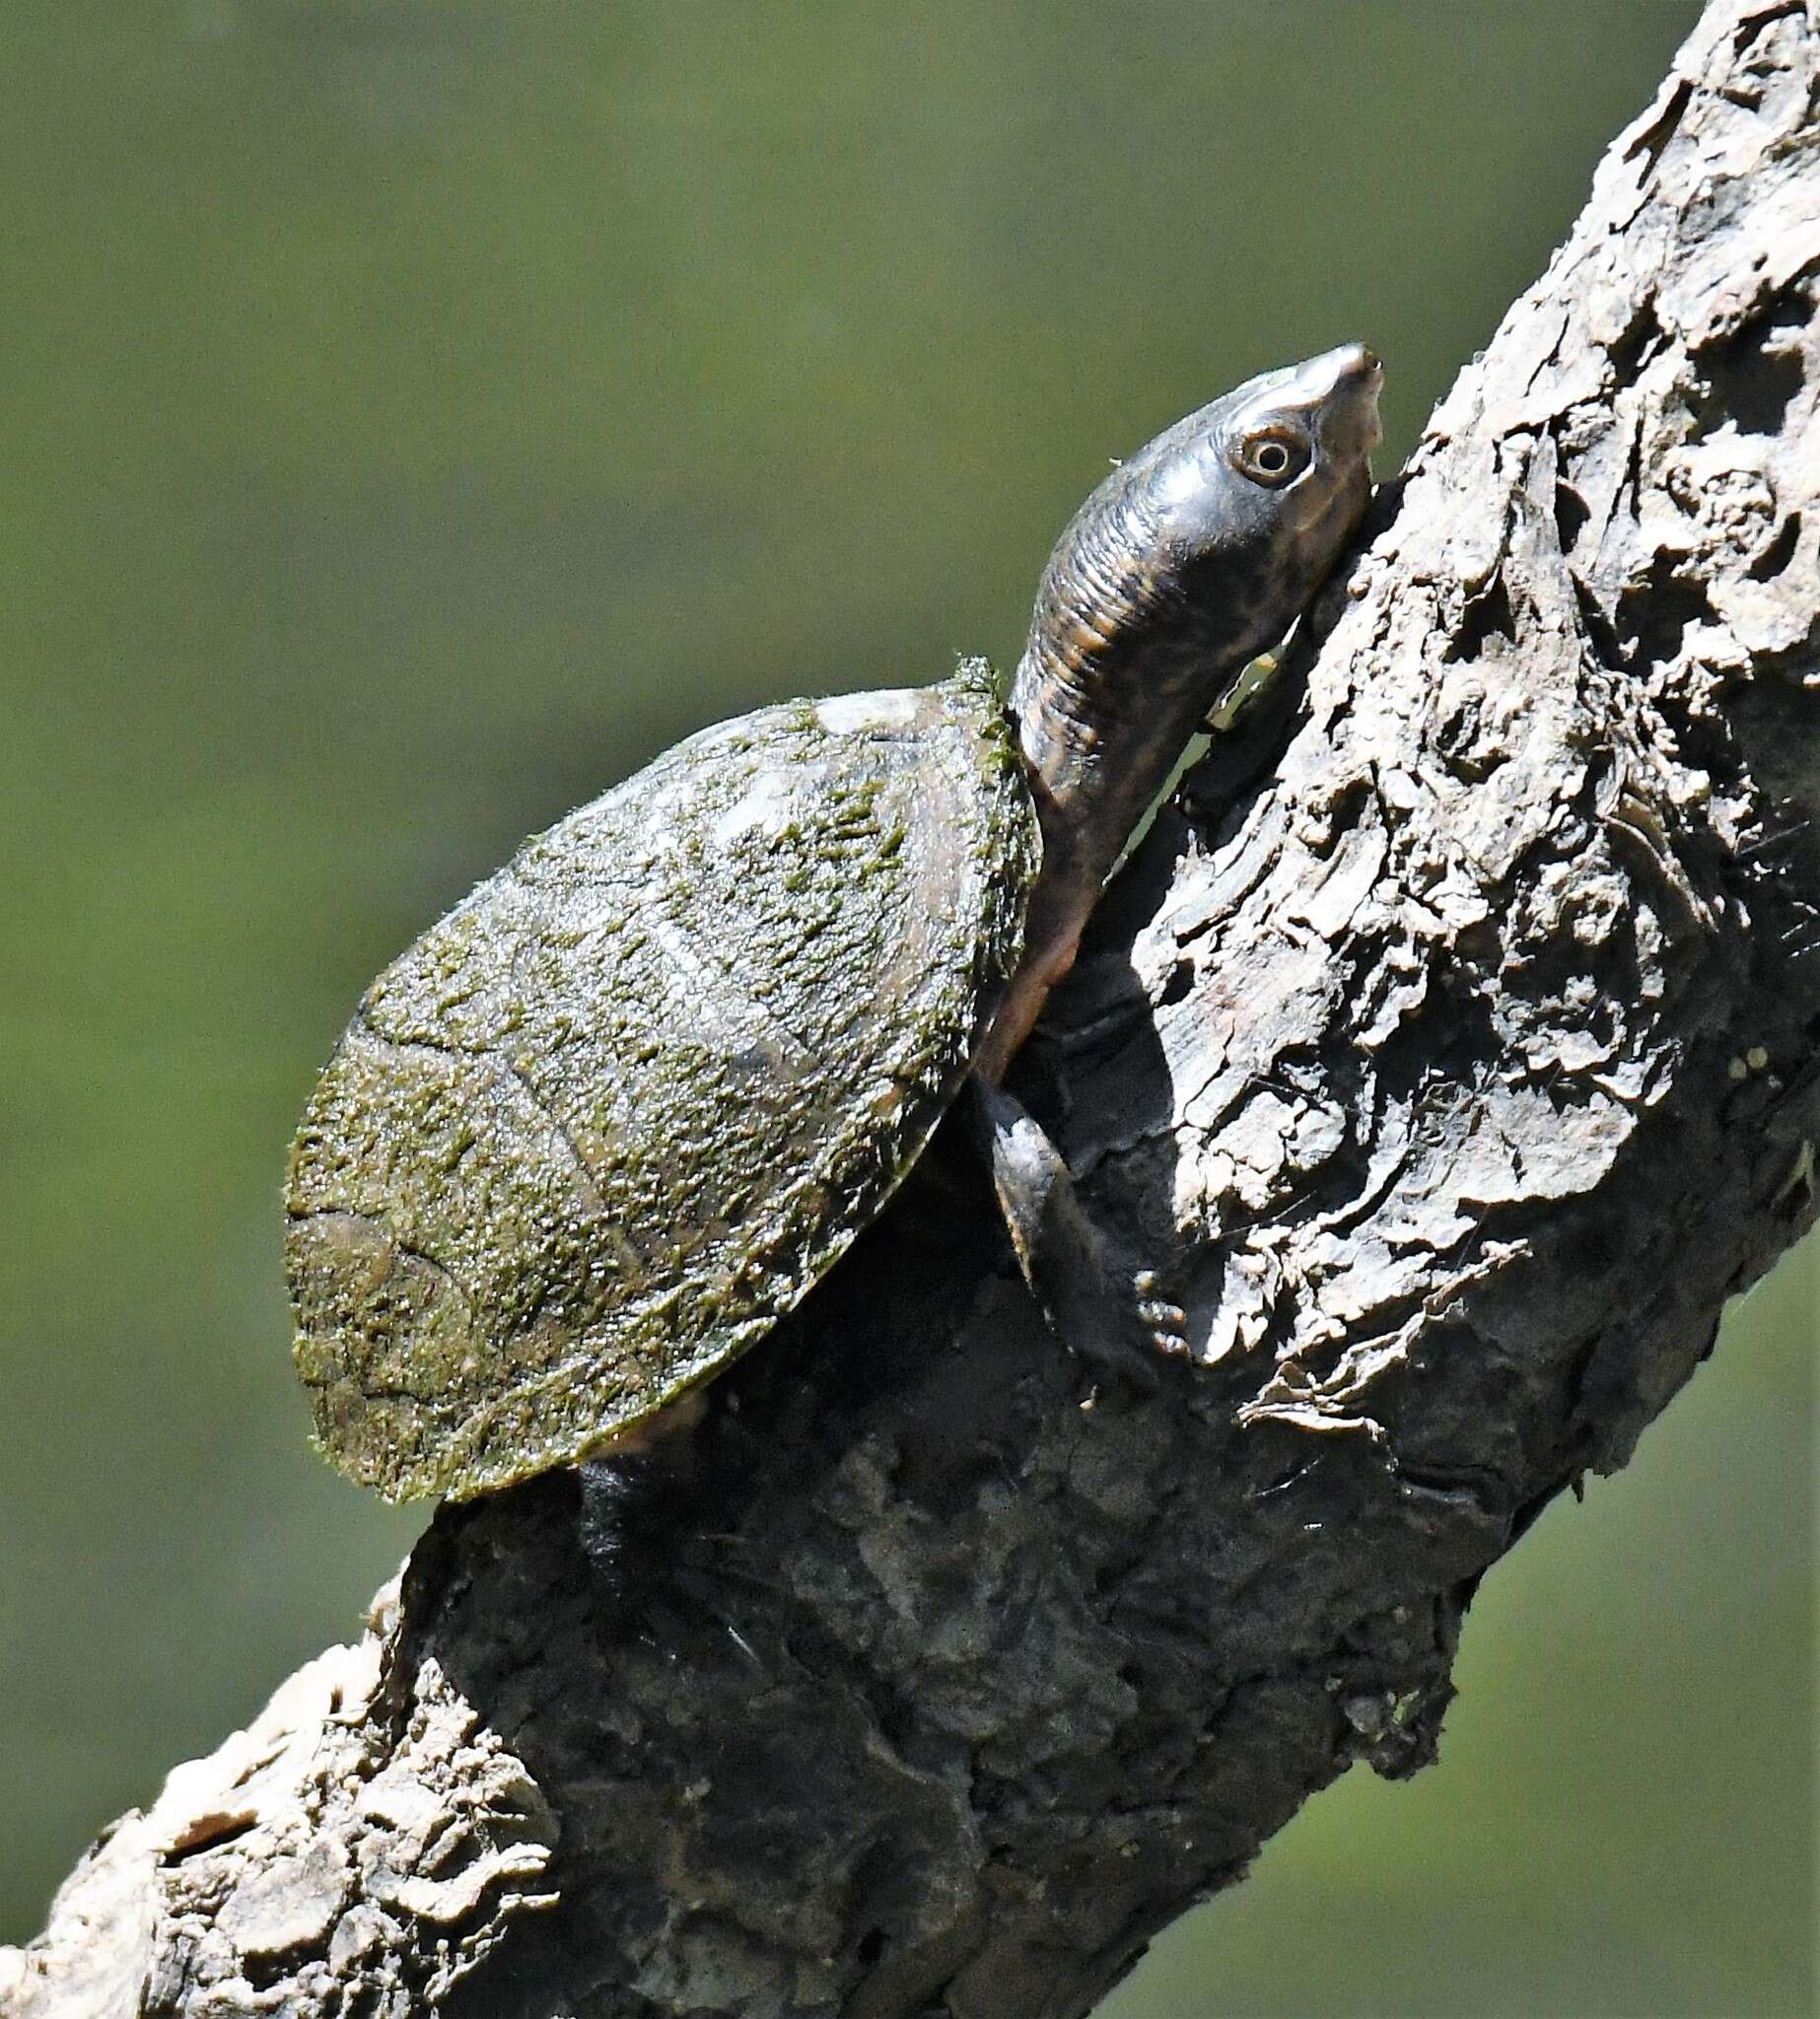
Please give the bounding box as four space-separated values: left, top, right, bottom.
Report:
6 3 1816 2013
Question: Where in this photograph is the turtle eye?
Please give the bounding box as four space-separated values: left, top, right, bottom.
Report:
1230 426 1310 488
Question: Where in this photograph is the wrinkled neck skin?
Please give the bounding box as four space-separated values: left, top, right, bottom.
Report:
974 476 1287 1084
1018 476 1280 885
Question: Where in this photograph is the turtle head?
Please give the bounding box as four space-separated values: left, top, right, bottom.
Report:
1129 340 1384 665
974 347 1381 1082
1016 342 1384 757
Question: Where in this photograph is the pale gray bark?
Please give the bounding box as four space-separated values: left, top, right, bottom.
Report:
6 3 1816 2012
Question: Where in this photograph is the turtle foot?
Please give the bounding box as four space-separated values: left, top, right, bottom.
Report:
969 1079 1179 1394
1133 1269 1190 1358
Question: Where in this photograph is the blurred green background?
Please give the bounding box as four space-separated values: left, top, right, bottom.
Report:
2 2 1811 2011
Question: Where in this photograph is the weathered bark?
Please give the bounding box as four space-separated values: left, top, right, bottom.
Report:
6 3 1816 2013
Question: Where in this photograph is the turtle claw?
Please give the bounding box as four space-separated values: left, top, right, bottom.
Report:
970 1079 1180 1392
1134 1273 1190 1357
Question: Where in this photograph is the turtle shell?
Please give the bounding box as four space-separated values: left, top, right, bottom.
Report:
285 663 1038 1501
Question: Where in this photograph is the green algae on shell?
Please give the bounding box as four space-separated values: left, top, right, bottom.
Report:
285 662 1039 1502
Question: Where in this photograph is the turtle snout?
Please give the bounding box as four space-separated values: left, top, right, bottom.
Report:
1317 342 1384 462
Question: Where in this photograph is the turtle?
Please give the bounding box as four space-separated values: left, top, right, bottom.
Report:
285 342 1383 1502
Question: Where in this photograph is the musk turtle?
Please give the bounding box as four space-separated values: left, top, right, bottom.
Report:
286 344 1383 1501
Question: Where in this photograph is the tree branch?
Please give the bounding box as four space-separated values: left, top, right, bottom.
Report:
7 3 1816 2012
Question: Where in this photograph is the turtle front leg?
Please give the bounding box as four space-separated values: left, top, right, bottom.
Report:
971 858 1098 1086
968 1078 1187 1389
